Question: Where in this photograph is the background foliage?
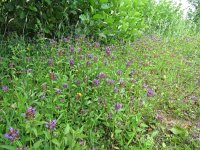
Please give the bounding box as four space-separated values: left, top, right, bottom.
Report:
0 0 198 40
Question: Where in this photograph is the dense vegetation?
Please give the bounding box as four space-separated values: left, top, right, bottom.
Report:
0 0 199 149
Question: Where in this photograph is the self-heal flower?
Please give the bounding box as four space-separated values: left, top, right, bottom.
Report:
106 79 115 85
88 54 93 59
105 47 111 55
46 119 57 130
4 127 19 141
1 85 9 92
63 83 68 89
114 87 119 93
48 58 54 66
55 88 61 95
22 106 36 119
119 79 125 86
97 72 106 79
147 88 155 97
92 79 100 86
117 70 122 76
114 103 122 111
69 59 75 66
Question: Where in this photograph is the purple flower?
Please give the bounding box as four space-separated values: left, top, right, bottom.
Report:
156 114 164 121
117 70 123 76
88 54 93 59
97 72 106 79
4 127 19 141
63 83 68 88
22 106 36 119
119 79 125 86
87 61 91 66
55 88 61 95
147 88 155 97
75 80 81 85
46 119 57 130
70 46 75 53
48 58 54 66
114 103 122 111
126 59 133 67
93 56 98 62
49 72 57 81
1 85 9 92
114 87 119 93
106 79 115 85
69 59 75 66
105 47 111 55
197 122 200 128
92 79 100 86
94 42 100 48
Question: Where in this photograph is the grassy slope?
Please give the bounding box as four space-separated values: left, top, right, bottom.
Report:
0 35 199 149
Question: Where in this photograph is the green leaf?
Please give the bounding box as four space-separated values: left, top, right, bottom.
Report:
101 4 110 9
52 139 60 146
100 0 108 3
29 6 37 12
0 145 15 150
33 140 43 149
64 124 70 135
93 14 103 20
170 127 188 136
32 128 38 137
45 0 51 5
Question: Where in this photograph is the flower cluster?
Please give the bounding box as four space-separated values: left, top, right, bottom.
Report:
46 119 57 130
22 106 36 119
4 127 19 141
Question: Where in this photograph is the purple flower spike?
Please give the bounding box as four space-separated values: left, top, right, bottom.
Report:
97 72 106 79
197 122 200 128
92 79 100 86
106 79 115 85
75 80 81 85
1 85 9 92
119 79 125 86
63 83 68 89
114 103 122 111
70 46 75 53
48 58 54 66
46 119 57 130
87 61 91 66
156 114 164 121
22 106 36 119
4 127 19 141
114 87 119 93
117 70 123 76
88 54 93 59
55 88 61 95
105 47 111 55
147 88 155 97
69 59 75 66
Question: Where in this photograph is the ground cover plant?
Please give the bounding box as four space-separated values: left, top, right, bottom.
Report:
0 34 199 149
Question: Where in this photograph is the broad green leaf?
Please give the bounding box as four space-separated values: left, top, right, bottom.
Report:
100 0 108 3
64 124 70 135
33 140 43 149
93 14 103 20
52 139 60 146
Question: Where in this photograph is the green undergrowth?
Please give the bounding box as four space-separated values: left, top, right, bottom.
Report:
0 35 199 149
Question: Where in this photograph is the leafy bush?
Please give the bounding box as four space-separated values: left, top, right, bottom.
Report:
144 0 196 36
0 0 148 40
